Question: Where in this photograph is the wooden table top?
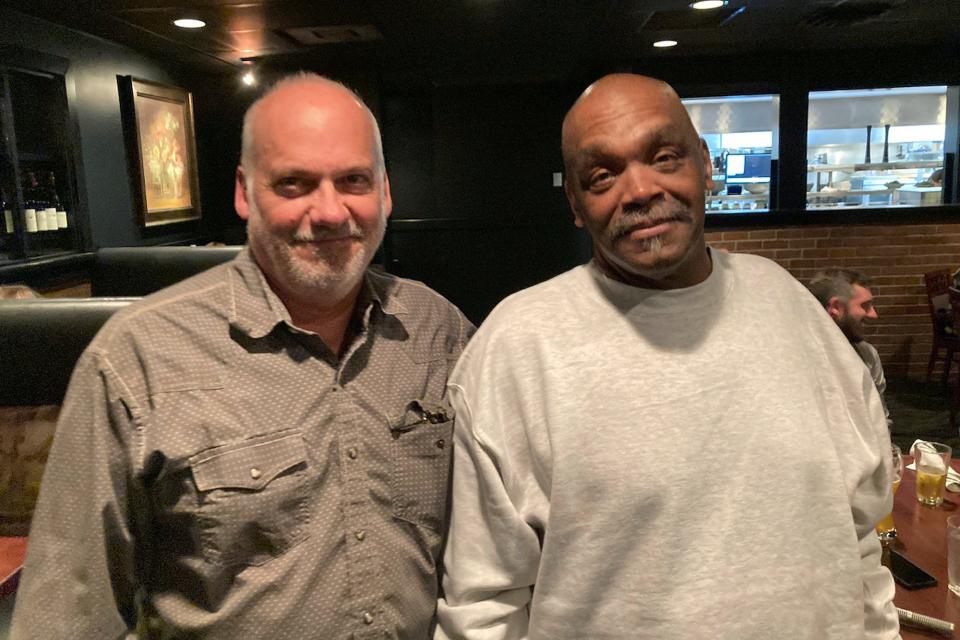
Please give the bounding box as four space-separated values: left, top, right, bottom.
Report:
891 457 960 638
0 536 27 600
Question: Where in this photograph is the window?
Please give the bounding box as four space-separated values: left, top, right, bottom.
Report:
683 94 780 214
806 86 951 210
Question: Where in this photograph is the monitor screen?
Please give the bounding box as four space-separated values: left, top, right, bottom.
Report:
725 153 771 184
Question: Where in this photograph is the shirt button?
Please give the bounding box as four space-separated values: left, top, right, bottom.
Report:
249 467 262 479
354 530 366 541
362 612 374 624
435 439 445 449
347 447 358 459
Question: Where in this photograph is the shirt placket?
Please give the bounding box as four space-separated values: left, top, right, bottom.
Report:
334 326 388 638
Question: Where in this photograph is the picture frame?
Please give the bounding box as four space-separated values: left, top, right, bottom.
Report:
118 76 201 227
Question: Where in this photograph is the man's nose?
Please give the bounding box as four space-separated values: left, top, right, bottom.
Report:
307 182 350 227
621 162 664 205
867 307 878 320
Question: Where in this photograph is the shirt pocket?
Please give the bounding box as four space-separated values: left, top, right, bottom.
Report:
390 399 454 533
189 429 311 567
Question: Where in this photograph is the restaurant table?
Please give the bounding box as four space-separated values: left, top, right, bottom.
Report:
0 536 26 601
890 457 960 638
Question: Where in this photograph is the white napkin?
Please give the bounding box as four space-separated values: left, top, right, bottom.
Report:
906 439 960 493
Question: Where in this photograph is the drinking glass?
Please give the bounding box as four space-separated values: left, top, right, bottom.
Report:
915 442 952 507
948 515 960 596
876 444 903 541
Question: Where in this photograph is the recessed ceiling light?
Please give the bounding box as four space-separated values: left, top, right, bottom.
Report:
653 39 678 48
690 0 727 9
173 18 206 29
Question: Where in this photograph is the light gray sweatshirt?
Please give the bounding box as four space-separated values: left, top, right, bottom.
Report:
437 250 899 640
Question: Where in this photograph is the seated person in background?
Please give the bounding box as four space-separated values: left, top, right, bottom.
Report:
12 73 473 640
0 284 39 300
808 268 891 429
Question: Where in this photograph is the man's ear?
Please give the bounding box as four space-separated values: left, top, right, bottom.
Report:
826 296 845 321
235 166 251 221
564 175 585 228
700 138 715 192
381 171 393 219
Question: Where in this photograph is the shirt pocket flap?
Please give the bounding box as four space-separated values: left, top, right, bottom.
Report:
190 431 307 492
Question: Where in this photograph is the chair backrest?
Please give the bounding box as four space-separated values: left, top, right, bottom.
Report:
925 267 951 311
925 268 951 297
0 298 137 405
950 287 960 321
91 246 243 297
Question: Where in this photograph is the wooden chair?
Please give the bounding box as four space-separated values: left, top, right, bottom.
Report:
924 269 960 386
950 287 960 432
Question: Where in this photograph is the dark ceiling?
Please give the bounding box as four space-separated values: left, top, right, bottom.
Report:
9 0 960 83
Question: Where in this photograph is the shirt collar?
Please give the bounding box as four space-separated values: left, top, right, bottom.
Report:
227 248 408 339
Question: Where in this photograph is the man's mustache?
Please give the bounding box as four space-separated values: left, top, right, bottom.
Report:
292 224 364 243
610 203 693 241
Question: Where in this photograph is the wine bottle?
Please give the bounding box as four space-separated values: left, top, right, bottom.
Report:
43 172 62 231
22 172 39 234
1 188 12 234
47 172 68 229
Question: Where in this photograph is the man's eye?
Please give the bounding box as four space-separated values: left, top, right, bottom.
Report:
654 152 682 170
274 178 308 196
340 174 373 192
588 171 614 190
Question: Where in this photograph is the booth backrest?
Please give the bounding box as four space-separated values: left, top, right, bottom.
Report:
91 246 243 297
0 298 137 405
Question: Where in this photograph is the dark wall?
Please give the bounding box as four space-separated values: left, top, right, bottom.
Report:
380 44 960 323
382 82 590 323
0 8 232 249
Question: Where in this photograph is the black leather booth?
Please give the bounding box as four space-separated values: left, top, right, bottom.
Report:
0 298 136 405
90 246 243 297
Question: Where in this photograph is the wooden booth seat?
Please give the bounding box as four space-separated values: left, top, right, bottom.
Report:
0 297 135 600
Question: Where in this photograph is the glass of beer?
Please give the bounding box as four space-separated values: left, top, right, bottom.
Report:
915 442 952 507
876 444 903 541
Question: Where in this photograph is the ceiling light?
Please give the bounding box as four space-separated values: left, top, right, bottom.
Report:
690 0 727 9
242 71 257 86
653 39 678 48
173 18 206 29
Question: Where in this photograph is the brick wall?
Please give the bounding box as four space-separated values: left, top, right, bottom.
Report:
705 222 960 380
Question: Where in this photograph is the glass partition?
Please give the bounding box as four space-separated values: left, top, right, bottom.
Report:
683 94 780 214
806 86 951 210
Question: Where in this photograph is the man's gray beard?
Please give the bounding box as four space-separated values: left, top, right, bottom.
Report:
637 235 664 255
246 200 386 303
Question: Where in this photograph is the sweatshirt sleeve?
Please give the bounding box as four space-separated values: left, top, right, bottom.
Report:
852 368 901 640
11 350 146 640
434 383 542 640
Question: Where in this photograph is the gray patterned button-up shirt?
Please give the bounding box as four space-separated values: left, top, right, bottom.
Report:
11 248 474 640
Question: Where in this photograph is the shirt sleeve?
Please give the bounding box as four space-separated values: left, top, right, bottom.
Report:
11 350 146 640
434 384 541 640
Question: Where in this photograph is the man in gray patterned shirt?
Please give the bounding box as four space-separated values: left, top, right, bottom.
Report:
12 73 473 639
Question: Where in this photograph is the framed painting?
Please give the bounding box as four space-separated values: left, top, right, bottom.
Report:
118 77 201 226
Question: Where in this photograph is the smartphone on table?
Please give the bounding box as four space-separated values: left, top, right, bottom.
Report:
889 549 937 590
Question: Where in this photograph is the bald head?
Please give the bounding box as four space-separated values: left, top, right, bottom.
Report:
562 74 697 176
240 73 384 178
559 73 714 290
